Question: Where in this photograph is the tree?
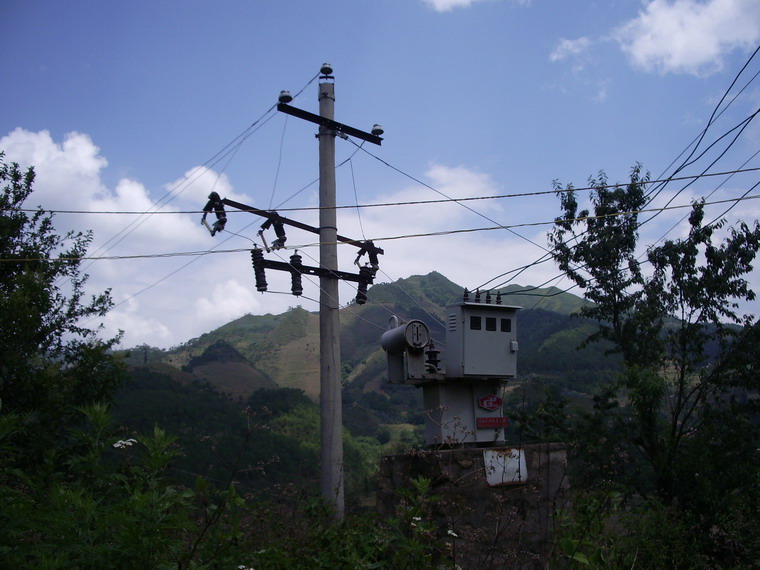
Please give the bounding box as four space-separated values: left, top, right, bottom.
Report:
0 153 124 461
547 165 760 565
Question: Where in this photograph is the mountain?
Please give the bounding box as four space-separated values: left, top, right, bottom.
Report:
113 272 617 495
365 271 588 319
183 340 278 399
123 272 603 393
120 272 613 420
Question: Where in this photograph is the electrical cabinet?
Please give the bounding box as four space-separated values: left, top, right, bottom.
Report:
444 302 520 379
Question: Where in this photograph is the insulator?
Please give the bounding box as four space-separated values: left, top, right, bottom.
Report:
474 289 481 303
425 340 440 371
485 291 492 304
355 265 373 305
251 248 268 292
463 288 469 302
496 291 502 305
289 252 303 297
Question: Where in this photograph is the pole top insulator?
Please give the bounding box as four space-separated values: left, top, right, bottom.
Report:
320 63 333 76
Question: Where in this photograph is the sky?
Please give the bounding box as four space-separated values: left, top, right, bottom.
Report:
2 0 760 349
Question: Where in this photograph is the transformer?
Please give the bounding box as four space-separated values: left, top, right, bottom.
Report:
381 297 521 446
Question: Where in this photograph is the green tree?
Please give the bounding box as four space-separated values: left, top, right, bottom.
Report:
547 165 760 565
0 154 124 461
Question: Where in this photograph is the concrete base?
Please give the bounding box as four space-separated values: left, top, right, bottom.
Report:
377 443 570 569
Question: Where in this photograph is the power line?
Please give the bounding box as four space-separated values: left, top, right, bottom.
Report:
6 190 759 264
639 106 760 227
12 51 760 320
6 166 760 218
646 148 760 251
642 43 760 206
79 73 322 315
268 114 289 210
80 108 280 271
366 191 760 243
473 44 760 301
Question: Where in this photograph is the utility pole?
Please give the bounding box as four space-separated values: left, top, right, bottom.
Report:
263 64 383 519
317 70 344 517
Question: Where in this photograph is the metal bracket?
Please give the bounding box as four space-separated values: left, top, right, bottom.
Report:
277 103 382 146
221 198 384 258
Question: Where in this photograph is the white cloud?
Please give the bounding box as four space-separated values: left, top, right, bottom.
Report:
333 163 558 295
548 38 612 101
162 165 252 210
421 0 530 12
614 0 760 76
105 296 173 348
342 163 504 246
1 129 107 209
550 37 592 64
195 279 263 326
0 128 287 348
422 0 485 11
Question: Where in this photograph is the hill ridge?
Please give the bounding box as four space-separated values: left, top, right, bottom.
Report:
122 272 596 401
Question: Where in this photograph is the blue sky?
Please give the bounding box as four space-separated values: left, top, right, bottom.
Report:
2 0 760 348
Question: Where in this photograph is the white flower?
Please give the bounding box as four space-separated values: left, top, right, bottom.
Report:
447 529 458 538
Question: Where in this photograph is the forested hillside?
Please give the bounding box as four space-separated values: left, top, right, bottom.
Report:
112 272 617 502
121 271 605 402
5 155 759 567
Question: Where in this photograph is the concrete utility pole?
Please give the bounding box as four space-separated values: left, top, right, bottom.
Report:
272 65 383 519
317 70 344 518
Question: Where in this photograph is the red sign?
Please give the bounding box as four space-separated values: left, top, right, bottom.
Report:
478 394 503 411
477 417 510 428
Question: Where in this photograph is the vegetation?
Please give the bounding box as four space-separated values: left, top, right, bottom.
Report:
0 155 456 568
536 165 760 567
0 154 125 464
4 152 759 567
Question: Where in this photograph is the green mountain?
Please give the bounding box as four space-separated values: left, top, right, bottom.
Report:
123 273 596 391
113 271 617 498
123 272 606 391
119 272 614 428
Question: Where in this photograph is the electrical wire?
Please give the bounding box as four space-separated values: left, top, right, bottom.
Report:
639 106 760 227
78 73 322 316
646 148 760 251
16 50 760 327
5 190 760 264
469 44 760 302
7 166 760 218
472 46 760 302
268 115 289 210
349 158 366 241
80 108 279 274
642 43 760 206
347 108 760 303
350 139 550 255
